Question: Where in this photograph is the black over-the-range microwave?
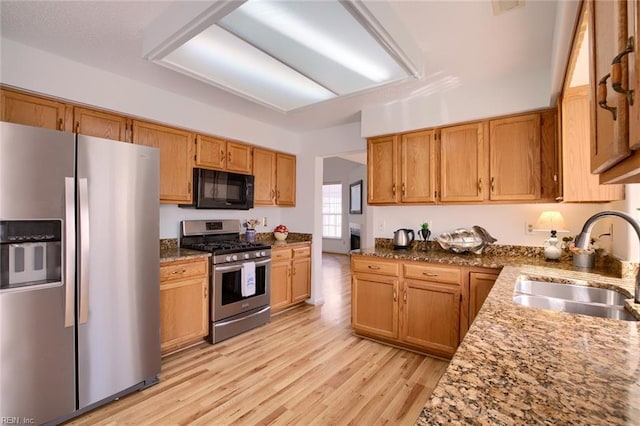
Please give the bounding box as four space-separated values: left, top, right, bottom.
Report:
180 168 254 210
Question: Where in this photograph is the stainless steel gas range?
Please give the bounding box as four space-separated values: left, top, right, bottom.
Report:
180 219 271 343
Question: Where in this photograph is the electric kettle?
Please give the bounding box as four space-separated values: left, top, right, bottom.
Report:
393 228 415 249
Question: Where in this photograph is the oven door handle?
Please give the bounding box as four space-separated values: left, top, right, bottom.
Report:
214 257 271 273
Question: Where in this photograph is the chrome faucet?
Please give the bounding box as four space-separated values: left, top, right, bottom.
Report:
575 210 640 304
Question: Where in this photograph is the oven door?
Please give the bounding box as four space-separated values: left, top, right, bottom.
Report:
213 257 270 321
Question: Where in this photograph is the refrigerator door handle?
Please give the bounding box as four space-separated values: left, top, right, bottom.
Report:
64 177 75 328
78 177 90 324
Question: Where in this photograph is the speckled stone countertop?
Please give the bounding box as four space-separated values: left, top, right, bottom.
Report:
415 264 640 425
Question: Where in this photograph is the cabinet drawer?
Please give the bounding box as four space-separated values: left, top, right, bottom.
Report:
352 257 399 276
403 263 461 284
292 245 310 258
161 259 208 282
271 248 292 262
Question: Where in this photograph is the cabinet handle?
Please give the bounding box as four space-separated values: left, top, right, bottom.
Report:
402 183 406 196
220 150 225 162
58 118 63 131
172 269 187 275
392 183 396 196
277 189 281 201
403 288 407 303
188 182 191 194
422 272 438 277
228 151 231 163
490 177 495 192
367 265 380 270
598 73 617 120
477 178 482 193
287 267 291 277
292 266 296 276
75 122 80 134
611 37 635 106
393 288 397 302
270 189 275 200
204 286 208 298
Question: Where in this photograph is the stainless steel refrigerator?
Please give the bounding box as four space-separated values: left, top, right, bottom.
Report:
0 122 161 424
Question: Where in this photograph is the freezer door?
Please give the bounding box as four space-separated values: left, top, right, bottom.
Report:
0 123 76 423
76 135 160 409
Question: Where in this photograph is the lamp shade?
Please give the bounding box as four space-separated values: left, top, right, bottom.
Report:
534 211 567 231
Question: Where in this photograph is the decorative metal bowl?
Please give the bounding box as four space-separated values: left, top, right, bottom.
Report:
436 226 497 254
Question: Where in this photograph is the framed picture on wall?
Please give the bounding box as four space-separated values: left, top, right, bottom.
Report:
349 180 362 214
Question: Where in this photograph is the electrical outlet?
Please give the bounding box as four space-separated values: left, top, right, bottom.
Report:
525 222 535 235
262 217 268 227
378 221 385 231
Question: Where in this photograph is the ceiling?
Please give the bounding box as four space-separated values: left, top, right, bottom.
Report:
0 1 566 133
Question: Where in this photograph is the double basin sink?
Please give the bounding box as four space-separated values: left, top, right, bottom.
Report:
513 278 638 322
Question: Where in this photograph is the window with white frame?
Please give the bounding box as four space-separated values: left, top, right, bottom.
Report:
322 183 342 238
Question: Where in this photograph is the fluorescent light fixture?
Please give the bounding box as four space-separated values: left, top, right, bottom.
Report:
146 0 419 112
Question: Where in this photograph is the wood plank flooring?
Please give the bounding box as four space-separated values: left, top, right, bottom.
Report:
66 254 448 425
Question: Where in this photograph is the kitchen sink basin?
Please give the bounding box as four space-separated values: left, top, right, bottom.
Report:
513 279 638 322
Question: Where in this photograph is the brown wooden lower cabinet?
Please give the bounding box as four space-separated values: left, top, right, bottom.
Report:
270 243 311 314
469 270 500 326
351 256 500 359
160 257 209 355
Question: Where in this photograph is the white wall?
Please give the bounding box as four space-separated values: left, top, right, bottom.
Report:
361 65 552 137
322 157 366 254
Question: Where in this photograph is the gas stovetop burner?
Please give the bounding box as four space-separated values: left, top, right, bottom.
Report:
184 240 271 255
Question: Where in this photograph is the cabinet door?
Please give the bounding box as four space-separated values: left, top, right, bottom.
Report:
1 89 68 131
628 0 639 150
226 142 252 174
400 130 437 203
253 148 277 206
401 279 460 358
562 86 624 201
469 272 498 325
489 113 541 200
367 135 399 204
276 153 296 206
73 107 129 142
589 0 630 173
160 276 208 354
195 135 226 170
132 120 193 204
439 122 485 202
271 261 291 313
351 273 399 339
291 256 311 303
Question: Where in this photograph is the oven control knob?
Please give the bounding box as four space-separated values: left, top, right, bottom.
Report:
261 251 267 257
232 254 238 261
225 255 232 262
244 253 250 259
255 252 261 258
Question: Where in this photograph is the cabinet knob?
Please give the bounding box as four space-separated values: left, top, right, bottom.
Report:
392 183 396 196
611 36 635 107
58 118 63 131
598 73 617 121
401 183 406 196
477 178 482 193
220 150 225 162
403 288 407 303
490 177 495 193
393 288 397 302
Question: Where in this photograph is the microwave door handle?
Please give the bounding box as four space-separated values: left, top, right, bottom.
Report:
64 177 75 328
78 178 90 324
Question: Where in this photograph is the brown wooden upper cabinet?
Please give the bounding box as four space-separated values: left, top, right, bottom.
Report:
488 113 541 201
368 131 437 205
132 120 194 204
73 107 130 142
194 135 252 174
1 88 70 131
439 122 485 202
253 147 296 206
368 109 556 205
590 0 640 183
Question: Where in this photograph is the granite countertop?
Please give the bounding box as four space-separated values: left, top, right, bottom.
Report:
414 264 640 424
160 247 211 263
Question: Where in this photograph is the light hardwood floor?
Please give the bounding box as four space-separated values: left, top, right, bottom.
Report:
67 254 448 425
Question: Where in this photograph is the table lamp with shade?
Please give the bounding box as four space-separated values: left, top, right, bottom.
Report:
534 211 568 261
